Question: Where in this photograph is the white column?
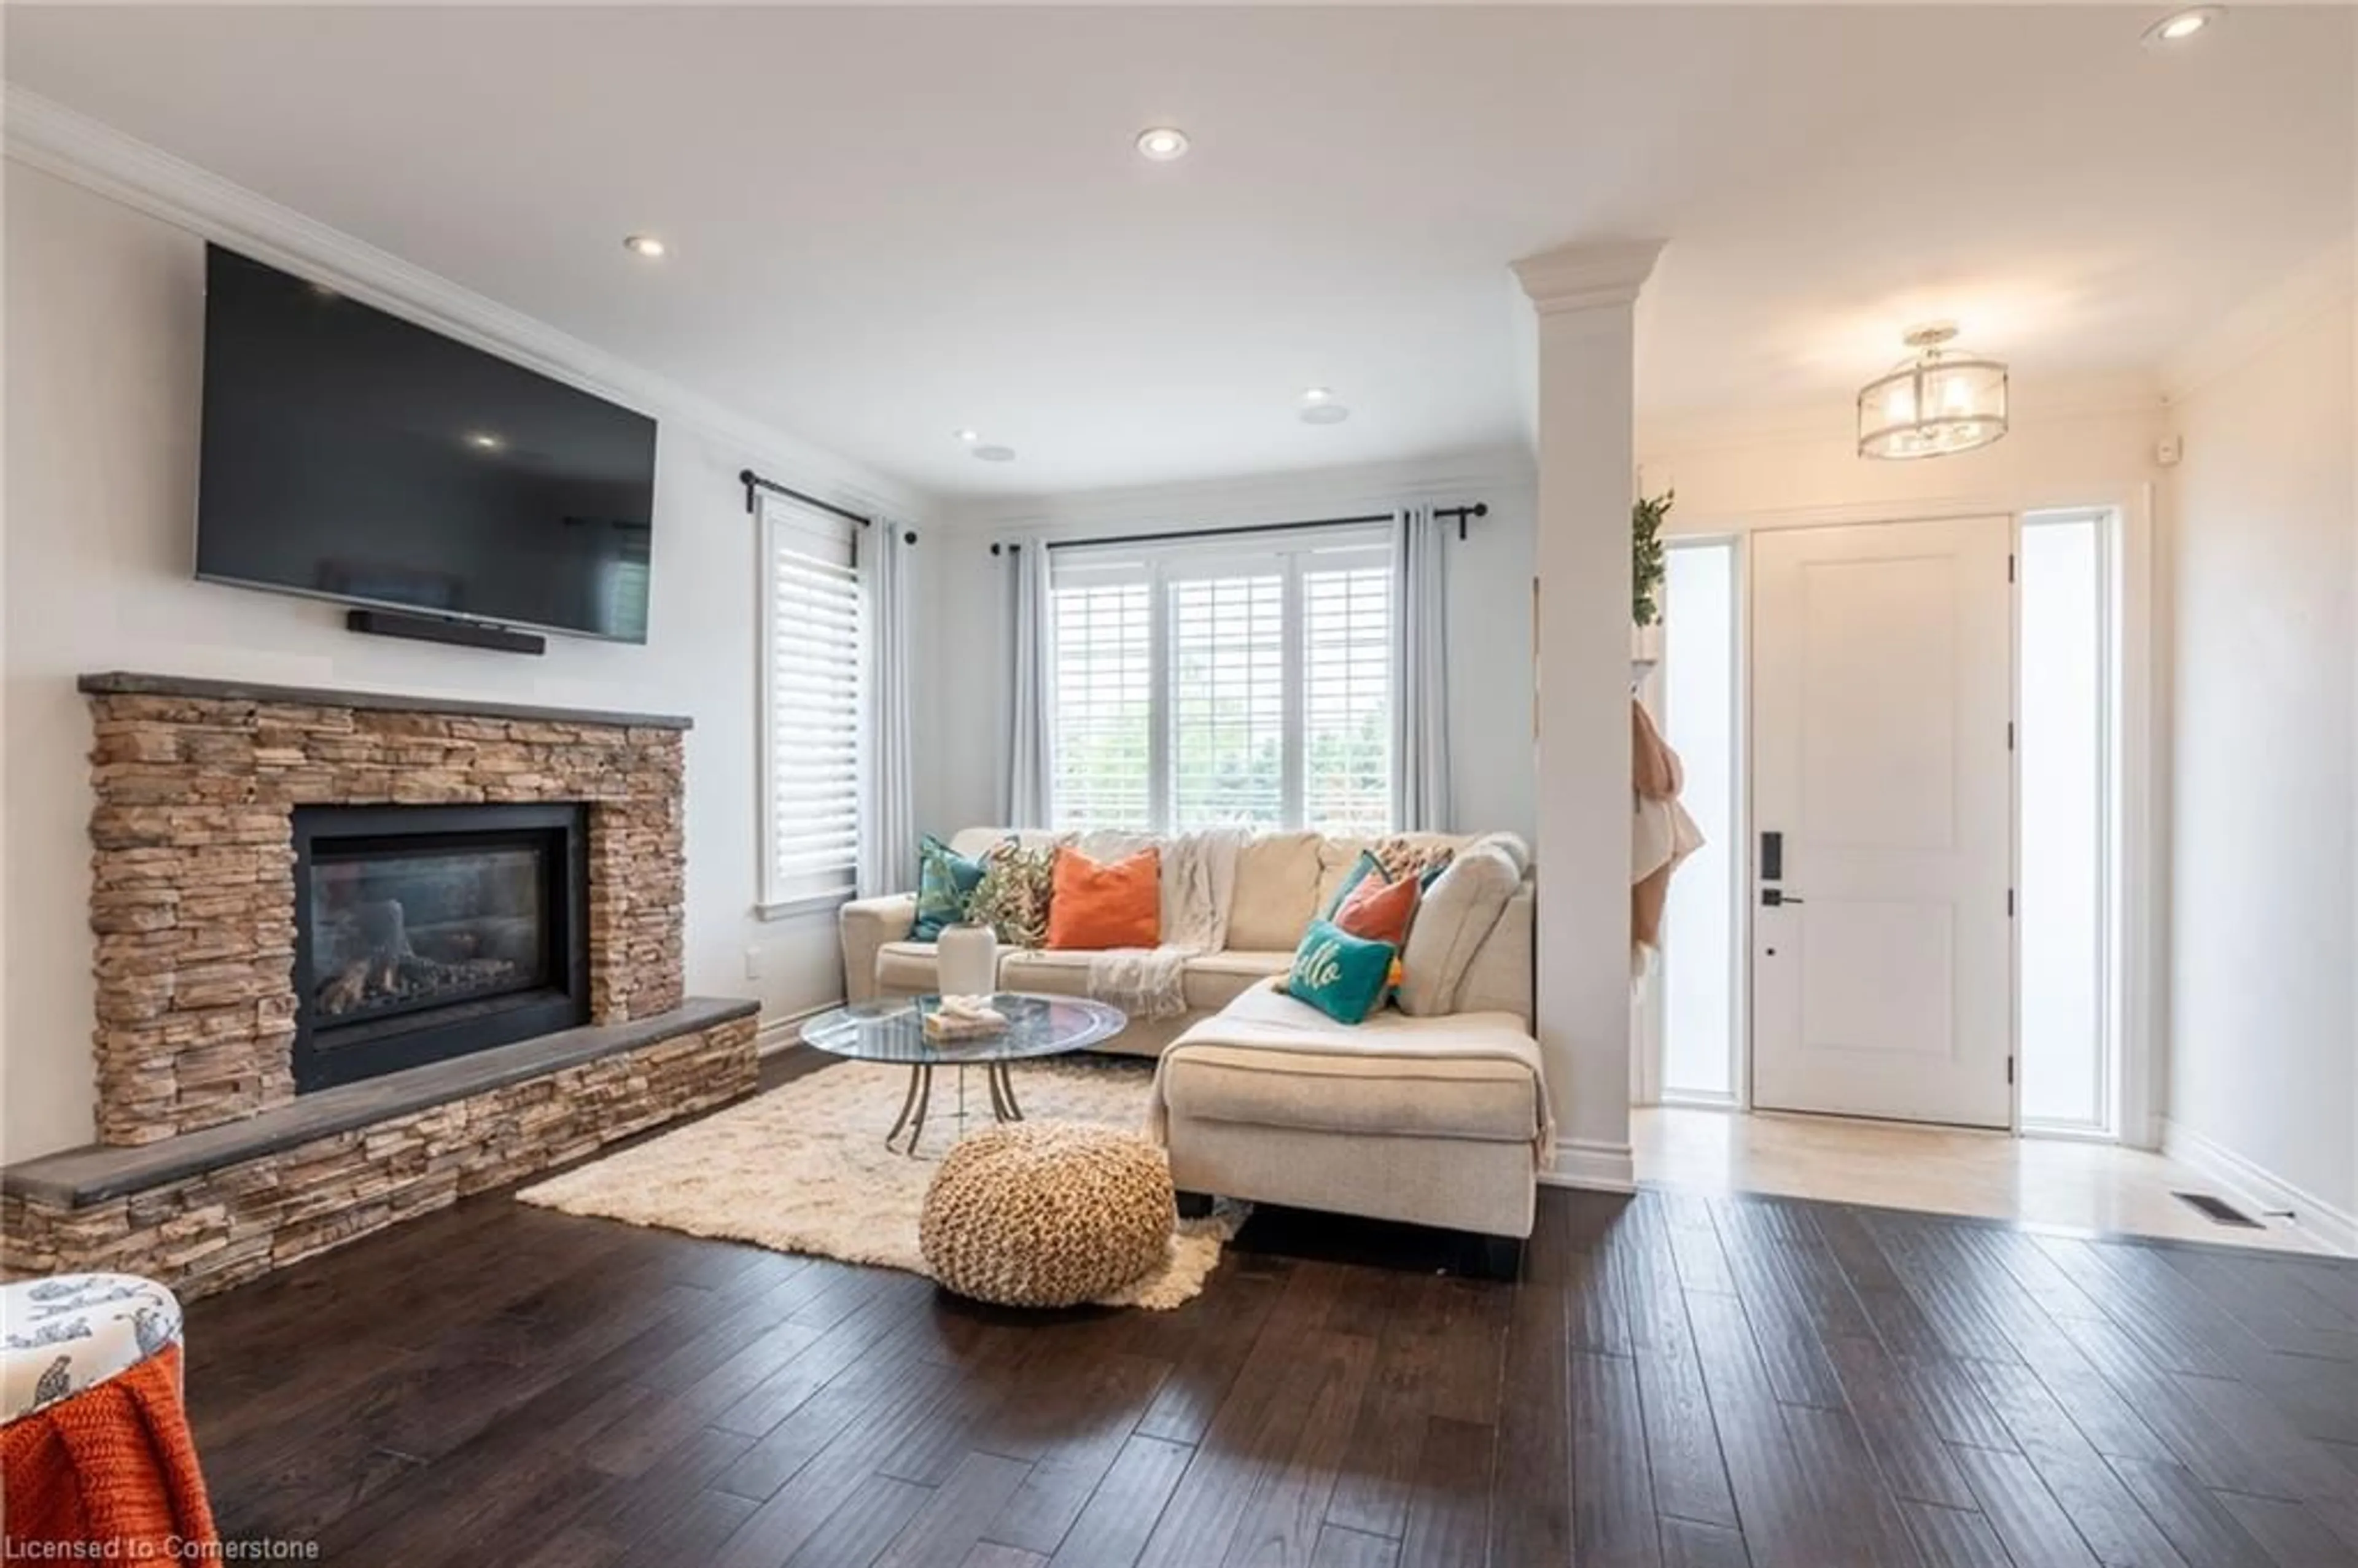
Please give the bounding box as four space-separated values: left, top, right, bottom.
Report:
1512 239 1663 1190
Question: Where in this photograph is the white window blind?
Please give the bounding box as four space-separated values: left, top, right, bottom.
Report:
1302 560 1393 835
761 500 863 906
1049 567 1154 831
1045 527 1394 835
1169 571 1286 829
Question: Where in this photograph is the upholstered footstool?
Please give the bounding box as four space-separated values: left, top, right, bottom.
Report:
919 1122 1175 1307
2 1273 218 1552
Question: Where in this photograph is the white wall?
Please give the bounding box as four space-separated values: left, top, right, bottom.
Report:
1638 382 2163 525
1 163 915 1160
916 452 1538 845
2163 285 2357 1234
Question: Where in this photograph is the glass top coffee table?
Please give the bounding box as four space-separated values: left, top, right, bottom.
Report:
799 993 1127 1155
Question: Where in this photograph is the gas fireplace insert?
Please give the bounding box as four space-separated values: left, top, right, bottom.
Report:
290 802 590 1092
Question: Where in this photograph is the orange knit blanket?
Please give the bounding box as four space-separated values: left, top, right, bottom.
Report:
1 1342 217 1553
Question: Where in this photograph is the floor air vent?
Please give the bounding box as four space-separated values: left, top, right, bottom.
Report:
2173 1191 2264 1229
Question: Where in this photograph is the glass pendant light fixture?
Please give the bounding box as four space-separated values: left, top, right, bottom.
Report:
1856 324 2009 459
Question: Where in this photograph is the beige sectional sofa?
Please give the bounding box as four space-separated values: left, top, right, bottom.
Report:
837 826 1547 1249
842 827 1533 1041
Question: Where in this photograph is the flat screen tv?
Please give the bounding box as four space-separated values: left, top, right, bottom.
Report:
196 245 658 643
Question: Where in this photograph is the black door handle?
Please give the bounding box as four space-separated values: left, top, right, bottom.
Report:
1761 889 1806 907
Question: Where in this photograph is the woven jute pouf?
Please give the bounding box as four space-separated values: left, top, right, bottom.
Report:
919 1121 1175 1307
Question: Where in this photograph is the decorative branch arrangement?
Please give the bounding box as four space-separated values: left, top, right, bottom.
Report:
1633 490 1675 627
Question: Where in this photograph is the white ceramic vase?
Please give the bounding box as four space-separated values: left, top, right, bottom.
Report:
935 922 999 998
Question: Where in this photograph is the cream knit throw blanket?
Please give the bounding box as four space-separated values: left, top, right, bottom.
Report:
1084 828 1246 1021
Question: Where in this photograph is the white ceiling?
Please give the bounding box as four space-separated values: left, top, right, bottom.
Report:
7 5 2352 499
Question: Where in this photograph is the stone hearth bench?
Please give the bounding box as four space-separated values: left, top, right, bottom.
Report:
1 997 758 1300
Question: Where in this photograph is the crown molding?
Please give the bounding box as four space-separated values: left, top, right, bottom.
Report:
1512 239 1667 316
2 88 933 521
2161 235 2357 405
942 446 1535 535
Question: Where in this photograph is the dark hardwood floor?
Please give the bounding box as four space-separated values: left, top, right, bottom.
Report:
182 1116 2358 1567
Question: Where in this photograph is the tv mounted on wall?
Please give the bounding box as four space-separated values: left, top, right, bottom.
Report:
195 245 658 644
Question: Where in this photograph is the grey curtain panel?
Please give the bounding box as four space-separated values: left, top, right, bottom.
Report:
1391 505 1454 831
1003 538 1055 828
858 521 917 897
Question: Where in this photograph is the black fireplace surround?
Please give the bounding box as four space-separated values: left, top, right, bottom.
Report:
291 802 590 1093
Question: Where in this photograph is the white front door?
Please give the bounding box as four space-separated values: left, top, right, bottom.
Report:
1751 516 2015 1128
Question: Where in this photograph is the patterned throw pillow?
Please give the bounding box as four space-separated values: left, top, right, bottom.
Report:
1285 918 1398 1025
912 834 987 941
967 840 1055 949
1375 835 1457 887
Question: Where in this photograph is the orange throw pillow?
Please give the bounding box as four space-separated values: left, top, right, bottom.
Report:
1046 846 1161 950
1335 871 1420 947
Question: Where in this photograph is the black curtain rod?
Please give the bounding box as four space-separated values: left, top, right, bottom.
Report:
739 468 917 545
989 502 1487 556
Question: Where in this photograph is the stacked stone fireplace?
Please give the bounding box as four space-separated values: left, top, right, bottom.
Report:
1 673 759 1298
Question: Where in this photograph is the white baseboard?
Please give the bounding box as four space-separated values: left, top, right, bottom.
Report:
2161 1117 2357 1256
755 1003 836 1058
1540 1138 1636 1193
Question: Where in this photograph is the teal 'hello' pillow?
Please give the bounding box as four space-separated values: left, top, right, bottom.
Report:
912 834 987 941
1286 917 1397 1025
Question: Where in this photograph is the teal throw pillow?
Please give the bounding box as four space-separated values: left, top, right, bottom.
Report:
1320 849 1391 920
912 834 987 941
1286 918 1397 1026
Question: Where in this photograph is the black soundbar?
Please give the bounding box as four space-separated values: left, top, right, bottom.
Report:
345 608 547 656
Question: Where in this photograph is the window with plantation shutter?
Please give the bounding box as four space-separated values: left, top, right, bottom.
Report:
1044 527 1394 835
1049 564 1153 831
1169 570 1286 830
1301 557 1393 835
760 497 863 909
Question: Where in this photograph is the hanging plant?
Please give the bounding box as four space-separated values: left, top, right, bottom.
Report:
1633 489 1674 627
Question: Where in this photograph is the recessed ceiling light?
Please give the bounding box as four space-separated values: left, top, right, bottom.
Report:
1301 405 1351 426
973 444 1018 462
954 429 981 444
464 431 505 452
622 233 668 258
1301 386 1333 404
2144 6 2223 45
1135 126 1191 162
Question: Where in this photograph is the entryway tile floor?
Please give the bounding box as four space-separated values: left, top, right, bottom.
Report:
1633 1104 2346 1255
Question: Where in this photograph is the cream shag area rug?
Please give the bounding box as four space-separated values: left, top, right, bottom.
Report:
518 1055 1242 1310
